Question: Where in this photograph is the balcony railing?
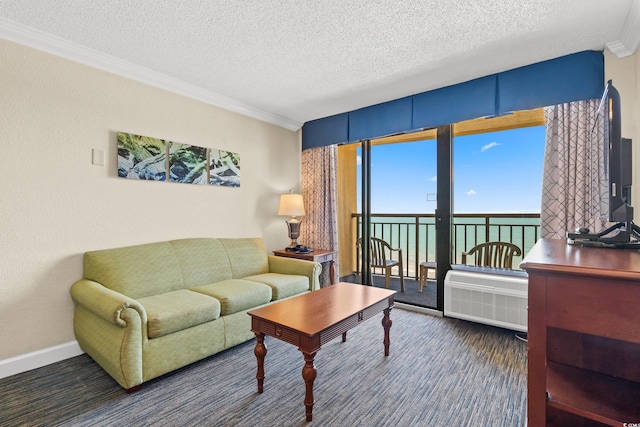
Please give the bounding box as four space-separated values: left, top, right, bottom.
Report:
353 213 540 278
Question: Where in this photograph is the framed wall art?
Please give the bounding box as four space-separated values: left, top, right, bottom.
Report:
169 142 208 185
117 132 167 181
210 149 241 187
117 131 240 188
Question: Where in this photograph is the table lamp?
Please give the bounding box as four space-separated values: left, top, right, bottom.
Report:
278 194 305 250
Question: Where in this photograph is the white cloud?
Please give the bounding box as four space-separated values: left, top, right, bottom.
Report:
430 175 437 182
466 189 477 196
356 155 362 165
481 142 499 152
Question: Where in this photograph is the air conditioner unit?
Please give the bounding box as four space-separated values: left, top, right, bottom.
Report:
444 269 528 332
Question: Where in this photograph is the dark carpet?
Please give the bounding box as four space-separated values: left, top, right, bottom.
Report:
0 309 527 426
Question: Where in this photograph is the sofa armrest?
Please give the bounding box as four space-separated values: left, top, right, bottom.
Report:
268 255 322 291
70 279 147 326
70 279 147 390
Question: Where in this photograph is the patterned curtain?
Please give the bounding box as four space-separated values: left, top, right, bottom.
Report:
541 99 607 238
301 145 339 287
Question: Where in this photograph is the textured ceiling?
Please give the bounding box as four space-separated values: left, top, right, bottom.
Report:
1 1 639 130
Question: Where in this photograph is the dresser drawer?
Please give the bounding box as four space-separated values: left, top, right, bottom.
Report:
546 274 640 343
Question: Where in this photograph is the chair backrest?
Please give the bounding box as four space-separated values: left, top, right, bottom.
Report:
356 237 394 268
462 241 522 269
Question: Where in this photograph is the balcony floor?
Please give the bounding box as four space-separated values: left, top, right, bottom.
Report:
340 273 437 309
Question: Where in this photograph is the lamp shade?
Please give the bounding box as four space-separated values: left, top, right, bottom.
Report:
278 194 305 217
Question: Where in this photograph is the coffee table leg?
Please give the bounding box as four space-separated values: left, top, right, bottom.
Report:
301 350 318 421
254 332 267 393
382 307 392 356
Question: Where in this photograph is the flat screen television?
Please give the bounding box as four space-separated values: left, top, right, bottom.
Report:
604 81 633 223
568 80 639 247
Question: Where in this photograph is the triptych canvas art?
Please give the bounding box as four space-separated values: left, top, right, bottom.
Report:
117 132 240 187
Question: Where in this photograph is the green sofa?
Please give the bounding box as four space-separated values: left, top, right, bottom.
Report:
70 237 321 391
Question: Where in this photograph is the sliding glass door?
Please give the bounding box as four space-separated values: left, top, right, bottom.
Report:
348 130 444 310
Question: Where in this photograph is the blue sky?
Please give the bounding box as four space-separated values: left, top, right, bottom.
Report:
357 126 546 213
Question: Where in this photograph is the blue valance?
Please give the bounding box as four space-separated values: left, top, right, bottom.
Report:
349 97 414 142
302 112 349 151
302 50 604 150
497 51 604 114
412 75 498 130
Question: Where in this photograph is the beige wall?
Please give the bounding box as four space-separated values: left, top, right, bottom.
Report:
604 50 639 207
0 39 301 362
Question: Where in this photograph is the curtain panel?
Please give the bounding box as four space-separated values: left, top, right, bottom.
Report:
541 99 607 239
301 145 339 287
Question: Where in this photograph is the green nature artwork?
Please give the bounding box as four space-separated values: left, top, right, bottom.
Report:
117 131 240 188
117 132 167 181
169 142 208 185
210 149 241 187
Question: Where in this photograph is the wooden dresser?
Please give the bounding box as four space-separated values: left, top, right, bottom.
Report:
521 238 640 426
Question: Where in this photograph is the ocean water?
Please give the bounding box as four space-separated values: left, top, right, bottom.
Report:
360 214 540 276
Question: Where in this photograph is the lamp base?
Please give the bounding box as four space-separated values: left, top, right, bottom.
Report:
285 238 301 251
285 221 301 251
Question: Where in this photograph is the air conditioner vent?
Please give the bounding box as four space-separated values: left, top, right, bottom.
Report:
444 270 528 332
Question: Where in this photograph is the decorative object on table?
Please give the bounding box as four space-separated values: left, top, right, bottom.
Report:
278 193 305 251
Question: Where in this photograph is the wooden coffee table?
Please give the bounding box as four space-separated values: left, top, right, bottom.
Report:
247 282 396 421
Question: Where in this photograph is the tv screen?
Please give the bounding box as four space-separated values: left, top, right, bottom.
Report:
603 81 633 224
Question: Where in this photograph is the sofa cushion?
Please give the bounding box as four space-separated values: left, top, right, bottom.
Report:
190 279 272 316
243 273 309 300
169 238 233 286
137 290 221 339
218 238 270 279
84 241 185 299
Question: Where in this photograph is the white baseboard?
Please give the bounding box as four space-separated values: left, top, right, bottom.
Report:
0 341 84 380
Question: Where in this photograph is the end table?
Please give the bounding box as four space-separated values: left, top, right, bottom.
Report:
272 249 338 285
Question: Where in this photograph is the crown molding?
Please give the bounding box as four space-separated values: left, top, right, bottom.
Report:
606 0 640 58
0 18 302 131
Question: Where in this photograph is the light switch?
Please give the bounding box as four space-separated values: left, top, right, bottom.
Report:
92 148 105 166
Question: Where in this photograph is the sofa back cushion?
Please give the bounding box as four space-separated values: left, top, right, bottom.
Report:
169 238 233 286
219 238 269 278
84 241 184 299
83 237 270 299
